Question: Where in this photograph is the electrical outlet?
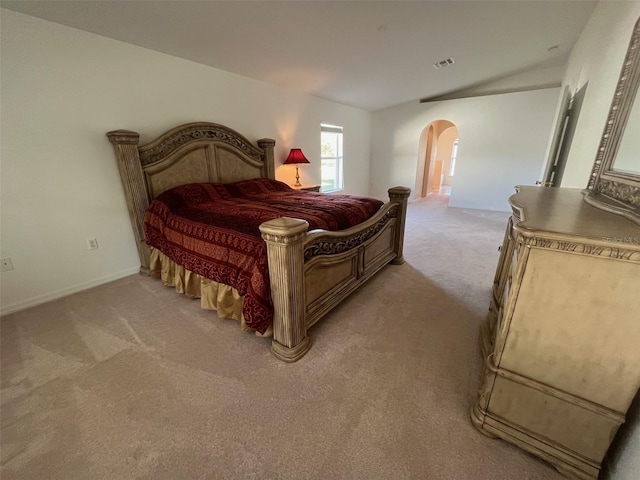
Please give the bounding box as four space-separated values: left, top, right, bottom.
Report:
1 257 14 272
87 237 99 250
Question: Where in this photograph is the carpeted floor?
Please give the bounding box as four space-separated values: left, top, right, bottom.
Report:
1 196 565 480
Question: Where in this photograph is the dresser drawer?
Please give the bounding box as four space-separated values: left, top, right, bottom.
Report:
487 374 620 468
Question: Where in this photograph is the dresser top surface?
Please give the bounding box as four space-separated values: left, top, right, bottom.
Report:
510 186 640 247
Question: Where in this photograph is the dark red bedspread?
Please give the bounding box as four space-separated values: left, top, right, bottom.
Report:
144 178 384 333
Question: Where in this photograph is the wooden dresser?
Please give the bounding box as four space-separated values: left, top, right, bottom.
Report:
472 186 640 479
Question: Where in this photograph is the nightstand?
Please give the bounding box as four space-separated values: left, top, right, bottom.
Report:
297 185 321 192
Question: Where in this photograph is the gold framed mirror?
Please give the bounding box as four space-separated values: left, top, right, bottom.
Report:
584 16 640 225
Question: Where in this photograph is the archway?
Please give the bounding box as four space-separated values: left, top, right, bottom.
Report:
415 120 459 199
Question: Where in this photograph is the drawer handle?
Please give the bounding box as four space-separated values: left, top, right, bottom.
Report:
498 246 502 252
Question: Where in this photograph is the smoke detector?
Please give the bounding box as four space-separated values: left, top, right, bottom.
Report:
433 58 455 70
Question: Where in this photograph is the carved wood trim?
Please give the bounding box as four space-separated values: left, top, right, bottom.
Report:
588 17 640 189
523 236 640 262
595 179 640 207
303 206 399 260
585 17 640 226
138 122 266 166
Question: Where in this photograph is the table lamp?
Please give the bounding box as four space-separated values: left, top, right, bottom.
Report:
283 148 310 187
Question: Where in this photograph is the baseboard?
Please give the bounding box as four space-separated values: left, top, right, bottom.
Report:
0 266 140 317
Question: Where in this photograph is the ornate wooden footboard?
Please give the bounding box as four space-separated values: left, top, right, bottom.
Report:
107 122 409 361
260 186 409 361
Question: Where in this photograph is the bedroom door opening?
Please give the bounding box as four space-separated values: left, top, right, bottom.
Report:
416 120 459 199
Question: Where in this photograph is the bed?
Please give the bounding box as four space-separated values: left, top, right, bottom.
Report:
107 122 410 361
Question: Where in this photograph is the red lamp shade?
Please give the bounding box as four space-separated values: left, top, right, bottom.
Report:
283 148 310 165
283 148 310 187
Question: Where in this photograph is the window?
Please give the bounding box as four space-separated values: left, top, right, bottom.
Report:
320 124 343 192
449 139 459 176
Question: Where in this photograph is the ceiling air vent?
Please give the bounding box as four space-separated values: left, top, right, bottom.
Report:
433 58 455 70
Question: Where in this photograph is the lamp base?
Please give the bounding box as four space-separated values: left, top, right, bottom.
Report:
293 166 302 187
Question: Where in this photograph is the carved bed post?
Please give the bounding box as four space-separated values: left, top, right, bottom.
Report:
106 130 151 274
388 186 411 265
259 217 311 362
257 138 276 180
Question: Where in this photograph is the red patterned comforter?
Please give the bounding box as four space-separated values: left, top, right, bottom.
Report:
144 178 384 333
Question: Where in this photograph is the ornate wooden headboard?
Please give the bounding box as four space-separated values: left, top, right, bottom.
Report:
107 122 276 273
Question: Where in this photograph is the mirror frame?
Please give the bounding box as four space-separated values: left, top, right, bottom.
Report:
584 16 640 225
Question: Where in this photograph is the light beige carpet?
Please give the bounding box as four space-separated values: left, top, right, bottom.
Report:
1 196 565 480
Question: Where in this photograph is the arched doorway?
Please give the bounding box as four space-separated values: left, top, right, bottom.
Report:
415 120 459 199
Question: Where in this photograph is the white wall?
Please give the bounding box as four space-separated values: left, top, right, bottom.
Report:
370 88 560 211
0 9 372 314
560 1 640 188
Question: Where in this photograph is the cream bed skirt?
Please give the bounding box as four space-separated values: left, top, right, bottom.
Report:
149 248 272 337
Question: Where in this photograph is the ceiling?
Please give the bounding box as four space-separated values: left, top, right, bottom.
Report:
1 0 598 111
